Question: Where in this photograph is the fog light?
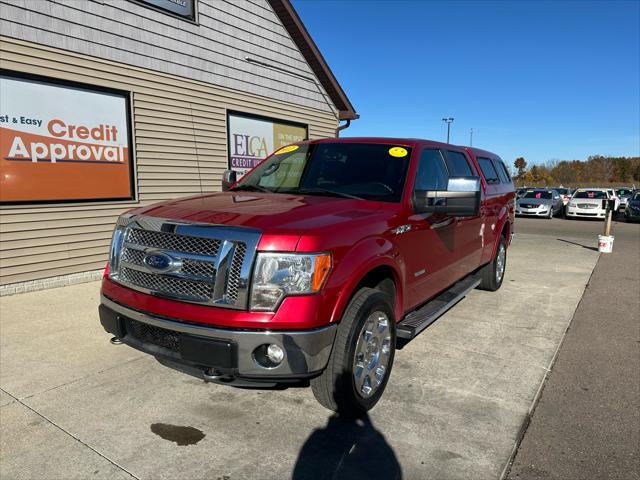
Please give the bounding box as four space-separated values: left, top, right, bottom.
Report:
267 344 284 364
253 344 285 368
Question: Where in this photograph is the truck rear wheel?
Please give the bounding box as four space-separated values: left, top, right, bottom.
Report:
478 234 507 291
311 287 396 417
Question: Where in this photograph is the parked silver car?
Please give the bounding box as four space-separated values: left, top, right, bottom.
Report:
516 189 563 219
616 187 634 212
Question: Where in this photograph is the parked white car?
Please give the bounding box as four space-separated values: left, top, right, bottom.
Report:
566 188 610 220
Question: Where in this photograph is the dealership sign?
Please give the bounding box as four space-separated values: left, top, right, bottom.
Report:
0 74 133 203
228 112 307 176
138 0 195 20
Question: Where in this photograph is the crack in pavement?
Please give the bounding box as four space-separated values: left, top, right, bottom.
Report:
0 388 140 480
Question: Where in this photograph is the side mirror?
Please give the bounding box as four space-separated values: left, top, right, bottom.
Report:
222 170 237 191
413 176 481 217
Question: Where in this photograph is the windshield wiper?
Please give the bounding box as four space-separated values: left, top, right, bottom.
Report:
291 188 364 200
230 184 272 193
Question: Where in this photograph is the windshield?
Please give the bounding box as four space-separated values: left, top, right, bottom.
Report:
555 188 569 195
573 190 606 199
523 191 552 199
617 188 633 196
632 192 640 201
233 143 412 202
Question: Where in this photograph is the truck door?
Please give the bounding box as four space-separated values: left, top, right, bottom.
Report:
443 149 486 278
400 148 460 310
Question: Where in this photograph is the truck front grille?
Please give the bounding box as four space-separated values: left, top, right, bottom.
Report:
127 228 221 256
120 267 213 302
111 217 260 309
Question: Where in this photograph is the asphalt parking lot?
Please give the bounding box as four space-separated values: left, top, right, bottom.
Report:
1 215 636 479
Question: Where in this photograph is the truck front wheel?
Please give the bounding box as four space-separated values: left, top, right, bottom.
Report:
311 287 396 417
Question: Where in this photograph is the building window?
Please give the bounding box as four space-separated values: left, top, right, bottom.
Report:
0 71 135 204
227 111 308 177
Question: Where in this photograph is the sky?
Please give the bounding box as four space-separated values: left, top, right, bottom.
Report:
292 0 640 166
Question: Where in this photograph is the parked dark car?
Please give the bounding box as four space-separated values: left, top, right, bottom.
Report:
553 187 573 207
624 190 640 223
516 188 563 218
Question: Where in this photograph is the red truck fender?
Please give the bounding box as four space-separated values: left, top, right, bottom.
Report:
327 236 405 325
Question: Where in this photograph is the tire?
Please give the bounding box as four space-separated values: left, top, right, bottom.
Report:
311 287 396 417
478 235 507 291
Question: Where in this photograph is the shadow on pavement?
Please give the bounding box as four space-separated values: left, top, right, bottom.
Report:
556 238 599 251
292 413 402 480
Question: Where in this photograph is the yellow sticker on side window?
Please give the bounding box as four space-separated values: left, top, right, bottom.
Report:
274 145 299 155
388 147 408 158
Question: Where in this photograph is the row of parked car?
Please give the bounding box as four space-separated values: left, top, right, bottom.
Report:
515 187 640 222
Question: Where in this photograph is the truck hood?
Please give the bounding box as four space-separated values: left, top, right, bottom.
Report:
133 192 390 249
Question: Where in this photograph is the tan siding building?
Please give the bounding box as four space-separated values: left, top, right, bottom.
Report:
0 0 356 291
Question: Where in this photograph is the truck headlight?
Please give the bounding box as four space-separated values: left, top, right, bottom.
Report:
250 253 331 311
108 214 135 281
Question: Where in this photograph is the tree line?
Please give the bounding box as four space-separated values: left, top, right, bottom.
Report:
512 155 640 187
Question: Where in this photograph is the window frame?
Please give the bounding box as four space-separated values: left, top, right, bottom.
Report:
443 149 475 177
412 148 449 193
476 156 501 185
493 159 512 183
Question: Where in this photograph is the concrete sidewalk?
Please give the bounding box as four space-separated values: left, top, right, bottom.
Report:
1 230 599 480
508 221 640 480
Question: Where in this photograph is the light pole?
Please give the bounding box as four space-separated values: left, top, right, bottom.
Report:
470 128 473 146
442 117 454 143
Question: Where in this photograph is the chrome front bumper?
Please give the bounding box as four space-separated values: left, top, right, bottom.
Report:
100 295 336 383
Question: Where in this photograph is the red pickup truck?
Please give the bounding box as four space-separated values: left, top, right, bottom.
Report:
100 138 515 416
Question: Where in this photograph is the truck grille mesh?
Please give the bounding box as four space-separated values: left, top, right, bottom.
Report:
121 247 145 265
127 228 220 256
226 242 247 303
120 267 213 302
126 318 180 353
182 260 215 278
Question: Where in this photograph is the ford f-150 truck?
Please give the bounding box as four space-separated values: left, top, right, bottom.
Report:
100 138 515 416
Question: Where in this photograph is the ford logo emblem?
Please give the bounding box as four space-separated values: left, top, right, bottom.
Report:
143 252 181 273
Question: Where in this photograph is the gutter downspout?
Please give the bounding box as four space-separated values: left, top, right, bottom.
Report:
336 117 358 137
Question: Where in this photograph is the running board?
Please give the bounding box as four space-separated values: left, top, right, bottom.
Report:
396 274 481 341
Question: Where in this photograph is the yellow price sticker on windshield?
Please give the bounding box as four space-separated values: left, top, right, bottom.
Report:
274 145 299 155
388 147 408 158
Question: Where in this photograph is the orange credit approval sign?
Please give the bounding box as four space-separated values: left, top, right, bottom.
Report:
0 74 133 203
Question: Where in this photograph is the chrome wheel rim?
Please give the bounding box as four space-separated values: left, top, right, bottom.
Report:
496 244 506 283
353 311 392 399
